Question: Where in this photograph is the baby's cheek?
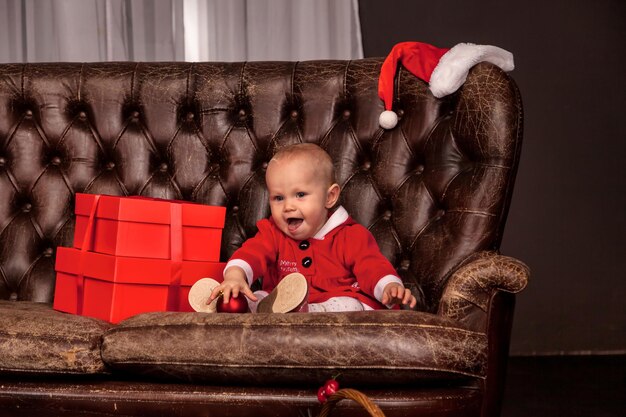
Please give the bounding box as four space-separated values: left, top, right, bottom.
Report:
270 211 282 224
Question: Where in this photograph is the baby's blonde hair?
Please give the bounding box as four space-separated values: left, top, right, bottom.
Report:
270 143 336 185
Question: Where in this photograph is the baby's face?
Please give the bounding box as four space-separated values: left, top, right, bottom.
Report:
266 156 335 241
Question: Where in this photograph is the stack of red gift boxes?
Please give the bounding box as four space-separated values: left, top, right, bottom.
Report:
53 193 226 323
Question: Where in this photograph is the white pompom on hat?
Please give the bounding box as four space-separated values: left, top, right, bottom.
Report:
378 41 515 129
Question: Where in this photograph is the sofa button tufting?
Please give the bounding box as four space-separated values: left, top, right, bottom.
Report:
383 210 392 220
238 109 247 119
79 111 87 120
0 157 5 166
415 165 424 174
51 156 61 166
362 161 371 170
106 161 116 170
262 162 268 169
232 206 239 213
159 163 168 172
25 109 32 117
9 292 17 301
400 259 410 270
186 112 195 122
343 110 351 119
22 203 32 213
44 247 53 257
290 110 298 119
397 109 405 117
436 209 446 219
132 111 140 119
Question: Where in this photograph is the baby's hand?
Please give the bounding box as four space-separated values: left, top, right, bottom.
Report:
381 282 417 309
209 266 258 304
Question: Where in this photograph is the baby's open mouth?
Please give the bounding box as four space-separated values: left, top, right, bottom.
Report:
287 217 303 232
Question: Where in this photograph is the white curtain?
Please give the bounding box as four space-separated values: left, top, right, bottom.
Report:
0 0 363 63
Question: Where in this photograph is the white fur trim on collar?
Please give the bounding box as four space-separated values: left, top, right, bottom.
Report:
429 43 514 98
313 206 350 240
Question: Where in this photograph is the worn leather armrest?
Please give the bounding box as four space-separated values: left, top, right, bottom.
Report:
437 251 529 328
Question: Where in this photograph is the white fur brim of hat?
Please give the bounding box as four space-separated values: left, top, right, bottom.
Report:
429 43 515 98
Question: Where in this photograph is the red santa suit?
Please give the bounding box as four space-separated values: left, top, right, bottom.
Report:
225 206 403 310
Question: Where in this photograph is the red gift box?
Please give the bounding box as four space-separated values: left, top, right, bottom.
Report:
53 247 225 323
73 193 226 262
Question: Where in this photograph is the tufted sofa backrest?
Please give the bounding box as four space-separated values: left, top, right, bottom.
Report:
0 60 522 311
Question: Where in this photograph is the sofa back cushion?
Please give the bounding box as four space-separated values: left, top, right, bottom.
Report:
0 60 522 311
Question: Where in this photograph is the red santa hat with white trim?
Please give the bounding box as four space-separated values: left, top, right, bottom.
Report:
378 41 515 129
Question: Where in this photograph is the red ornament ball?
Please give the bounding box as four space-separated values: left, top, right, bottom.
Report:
324 379 339 396
216 293 249 313
317 377 340 404
317 386 328 403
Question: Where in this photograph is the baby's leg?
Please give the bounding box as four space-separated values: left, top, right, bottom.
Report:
247 291 269 313
308 296 373 312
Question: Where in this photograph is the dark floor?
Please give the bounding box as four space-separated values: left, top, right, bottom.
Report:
501 354 625 417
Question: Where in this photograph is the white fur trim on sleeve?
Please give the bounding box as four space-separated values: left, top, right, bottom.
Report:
374 274 404 307
224 259 255 286
429 43 515 98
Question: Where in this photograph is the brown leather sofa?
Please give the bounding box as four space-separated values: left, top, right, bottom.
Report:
0 59 528 417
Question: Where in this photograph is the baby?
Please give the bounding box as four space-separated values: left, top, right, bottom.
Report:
192 143 417 313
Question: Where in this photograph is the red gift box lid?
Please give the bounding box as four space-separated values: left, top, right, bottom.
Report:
55 247 224 285
75 193 226 228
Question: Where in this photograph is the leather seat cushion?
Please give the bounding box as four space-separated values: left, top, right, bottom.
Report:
0 301 112 375
101 310 486 387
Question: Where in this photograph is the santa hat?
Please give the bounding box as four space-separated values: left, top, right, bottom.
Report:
378 41 515 129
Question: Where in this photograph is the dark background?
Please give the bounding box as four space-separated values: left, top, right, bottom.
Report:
359 0 625 355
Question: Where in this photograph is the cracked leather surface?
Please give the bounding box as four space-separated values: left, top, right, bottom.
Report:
102 310 486 386
0 300 111 374
438 251 530 331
